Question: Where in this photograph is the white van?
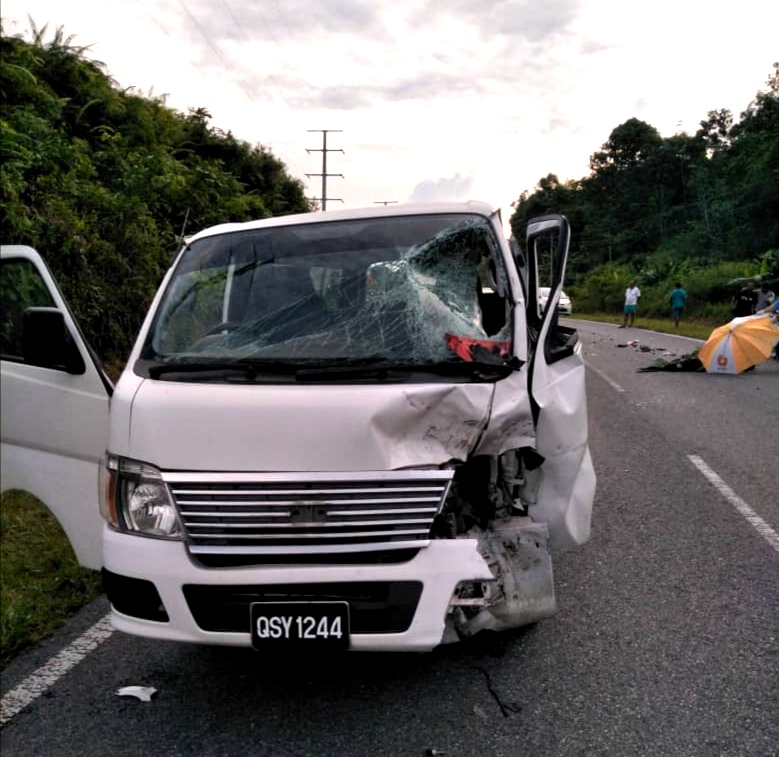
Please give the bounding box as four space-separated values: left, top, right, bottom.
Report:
0 201 595 652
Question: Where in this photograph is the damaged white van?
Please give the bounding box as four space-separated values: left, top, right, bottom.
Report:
0 201 595 652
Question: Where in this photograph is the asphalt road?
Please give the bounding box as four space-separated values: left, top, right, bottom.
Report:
2 319 777 757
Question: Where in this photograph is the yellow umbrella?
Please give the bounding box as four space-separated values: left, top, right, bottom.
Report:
698 314 779 374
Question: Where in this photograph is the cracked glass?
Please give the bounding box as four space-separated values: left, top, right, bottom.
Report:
142 213 512 368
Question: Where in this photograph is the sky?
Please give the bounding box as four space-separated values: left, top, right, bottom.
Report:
2 0 777 232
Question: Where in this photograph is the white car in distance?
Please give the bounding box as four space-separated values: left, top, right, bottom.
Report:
539 286 572 314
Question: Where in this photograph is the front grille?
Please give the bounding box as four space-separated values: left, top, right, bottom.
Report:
183 581 423 634
164 470 452 555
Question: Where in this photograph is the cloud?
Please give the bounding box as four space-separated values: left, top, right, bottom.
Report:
422 0 581 41
177 0 386 44
258 70 487 110
580 39 617 55
408 173 474 202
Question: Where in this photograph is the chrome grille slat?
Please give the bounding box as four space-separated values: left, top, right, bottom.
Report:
165 471 452 555
181 511 292 518
183 518 433 529
175 497 442 506
188 529 431 540
173 487 444 496
327 507 439 516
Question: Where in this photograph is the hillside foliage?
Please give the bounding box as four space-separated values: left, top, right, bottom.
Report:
1 23 312 367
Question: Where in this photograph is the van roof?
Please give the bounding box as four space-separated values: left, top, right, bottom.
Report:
185 200 498 244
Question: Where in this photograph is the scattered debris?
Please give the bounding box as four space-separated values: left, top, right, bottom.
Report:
116 686 157 702
473 704 490 722
425 750 446 756
638 350 705 372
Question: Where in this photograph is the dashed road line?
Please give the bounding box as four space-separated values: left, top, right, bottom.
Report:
688 455 779 555
585 361 625 393
0 613 114 726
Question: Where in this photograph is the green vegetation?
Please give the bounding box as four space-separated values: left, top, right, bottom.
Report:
0 490 102 669
511 64 779 320
1 22 312 369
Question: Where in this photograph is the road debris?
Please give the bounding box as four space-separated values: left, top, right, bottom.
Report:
473 704 489 722
116 686 157 702
425 749 446 756
638 350 705 372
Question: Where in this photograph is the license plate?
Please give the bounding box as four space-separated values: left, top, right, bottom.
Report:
250 601 350 650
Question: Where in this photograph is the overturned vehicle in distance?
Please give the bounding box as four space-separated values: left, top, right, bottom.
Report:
0 201 595 652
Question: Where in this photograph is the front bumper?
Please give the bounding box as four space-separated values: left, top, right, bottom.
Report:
102 526 495 652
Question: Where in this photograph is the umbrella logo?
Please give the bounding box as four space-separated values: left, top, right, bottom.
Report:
717 355 728 367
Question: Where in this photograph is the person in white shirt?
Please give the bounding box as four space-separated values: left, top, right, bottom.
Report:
619 280 641 328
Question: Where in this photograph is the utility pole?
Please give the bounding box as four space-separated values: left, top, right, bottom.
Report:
373 200 398 206
306 130 343 211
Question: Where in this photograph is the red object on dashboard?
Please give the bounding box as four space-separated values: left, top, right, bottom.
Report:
445 334 511 362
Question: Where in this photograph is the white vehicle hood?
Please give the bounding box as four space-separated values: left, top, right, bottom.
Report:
126 378 527 472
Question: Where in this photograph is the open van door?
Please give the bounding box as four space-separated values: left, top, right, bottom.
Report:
1 246 112 569
521 216 596 548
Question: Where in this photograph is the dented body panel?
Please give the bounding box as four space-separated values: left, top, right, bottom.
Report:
0 203 595 651
122 376 496 472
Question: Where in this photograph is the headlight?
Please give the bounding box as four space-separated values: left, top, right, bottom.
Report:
103 455 184 539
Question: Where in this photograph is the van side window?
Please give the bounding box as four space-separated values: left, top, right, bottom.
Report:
0 258 55 360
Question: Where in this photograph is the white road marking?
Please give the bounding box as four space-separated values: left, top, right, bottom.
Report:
0 613 114 726
688 455 779 555
585 361 625 393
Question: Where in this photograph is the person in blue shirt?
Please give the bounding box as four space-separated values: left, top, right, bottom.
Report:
669 282 687 329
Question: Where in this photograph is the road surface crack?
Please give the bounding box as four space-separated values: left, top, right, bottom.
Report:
472 666 522 718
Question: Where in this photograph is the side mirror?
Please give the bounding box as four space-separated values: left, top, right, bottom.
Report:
22 307 86 374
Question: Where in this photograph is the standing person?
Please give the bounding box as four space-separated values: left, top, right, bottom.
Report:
758 296 779 360
755 282 775 312
732 281 758 317
669 282 687 329
619 279 641 328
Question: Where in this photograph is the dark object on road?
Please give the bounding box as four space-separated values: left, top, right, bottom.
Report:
638 350 705 372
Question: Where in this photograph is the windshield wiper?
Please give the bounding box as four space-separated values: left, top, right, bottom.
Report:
294 360 515 382
148 360 300 379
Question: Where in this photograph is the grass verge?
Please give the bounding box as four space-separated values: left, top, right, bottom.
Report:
567 312 717 341
0 490 102 670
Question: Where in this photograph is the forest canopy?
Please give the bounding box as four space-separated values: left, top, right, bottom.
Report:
509 64 779 319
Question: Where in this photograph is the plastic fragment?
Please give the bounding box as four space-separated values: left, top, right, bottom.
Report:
473 704 489 721
116 686 157 702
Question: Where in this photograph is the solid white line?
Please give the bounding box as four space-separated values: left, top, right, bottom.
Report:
688 455 779 555
585 361 625 393
0 613 114 726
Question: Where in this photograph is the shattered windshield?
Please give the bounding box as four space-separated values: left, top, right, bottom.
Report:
139 213 512 372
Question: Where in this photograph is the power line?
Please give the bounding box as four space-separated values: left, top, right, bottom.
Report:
174 0 260 102
374 200 398 206
306 130 344 211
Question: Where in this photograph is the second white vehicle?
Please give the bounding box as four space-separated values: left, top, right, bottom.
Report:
539 286 572 314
